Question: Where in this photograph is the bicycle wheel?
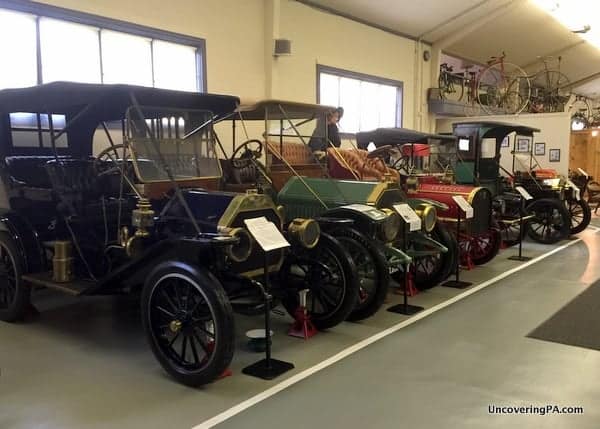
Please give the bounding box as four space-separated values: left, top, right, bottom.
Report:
531 70 570 113
570 97 592 128
438 73 449 100
478 62 530 114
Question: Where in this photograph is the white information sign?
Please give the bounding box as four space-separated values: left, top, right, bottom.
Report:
578 168 589 178
393 203 421 232
515 186 533 200
452 195 474 219
244 217 290 252
567 179 581 201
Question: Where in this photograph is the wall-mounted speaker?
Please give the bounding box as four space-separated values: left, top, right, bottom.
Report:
274 39 292 56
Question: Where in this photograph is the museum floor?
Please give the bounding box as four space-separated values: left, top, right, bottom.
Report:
2 219 600 429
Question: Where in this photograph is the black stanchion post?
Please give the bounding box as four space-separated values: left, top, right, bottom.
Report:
387 221 424 315
508 194 531 262
242 251 294 380
443 207 472 289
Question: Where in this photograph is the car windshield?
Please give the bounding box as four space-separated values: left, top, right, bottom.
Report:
126 106 221 182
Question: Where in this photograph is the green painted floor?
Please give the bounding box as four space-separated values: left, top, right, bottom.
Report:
1 221 599 429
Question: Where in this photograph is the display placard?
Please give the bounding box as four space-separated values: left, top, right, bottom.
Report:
578 168 589 178
452 195 474 219
244 216 290 252
393 203 421 232
567 179 581 201
341 204 387 221
515 186 533 200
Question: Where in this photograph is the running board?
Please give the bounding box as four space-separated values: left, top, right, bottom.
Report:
22 272 95 296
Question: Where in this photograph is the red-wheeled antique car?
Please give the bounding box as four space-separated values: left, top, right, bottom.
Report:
343 128 501 267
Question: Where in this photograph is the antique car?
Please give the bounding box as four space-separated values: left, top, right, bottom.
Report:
213 100 453 302
451 121 576 244
508 162 592 236
0 82 361 386
353 128 501 267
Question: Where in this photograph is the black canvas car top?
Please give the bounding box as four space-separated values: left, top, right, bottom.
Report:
0 81 240 120
452 121 540 139
356 127 456 149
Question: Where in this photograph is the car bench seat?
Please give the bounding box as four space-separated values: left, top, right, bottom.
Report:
5 156 58 189
45 158 126 219
267 141 316 165
327 148 400 181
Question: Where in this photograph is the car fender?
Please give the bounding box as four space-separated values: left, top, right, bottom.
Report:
0 211 45 273
407 198 449 212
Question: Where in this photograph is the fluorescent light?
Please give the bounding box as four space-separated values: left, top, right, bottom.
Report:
531 0 600 49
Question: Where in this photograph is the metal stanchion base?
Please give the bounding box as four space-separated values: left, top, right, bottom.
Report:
387 303 424 315
442 280 472 289
507 255 532 261
242 359 294 380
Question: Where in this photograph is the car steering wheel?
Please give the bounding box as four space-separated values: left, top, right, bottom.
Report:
391 154 411 176
94 144 129 177
229 139 263 169
366 144 393 160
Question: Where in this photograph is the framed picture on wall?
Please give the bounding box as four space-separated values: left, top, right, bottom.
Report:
534 142 545 156
516 137 531 153
549 148 560 162
501 136 510 148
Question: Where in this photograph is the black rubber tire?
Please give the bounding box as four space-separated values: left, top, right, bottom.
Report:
331 228 390 321
566 198 591 235
142 262 235 387
395 224 457 290
525 198 571 244
471 228 502 266
0 232 30 322
428 224 457 287
280 233 359 330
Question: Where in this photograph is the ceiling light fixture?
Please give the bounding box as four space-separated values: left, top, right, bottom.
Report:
531 0 600 49
572 24 591 34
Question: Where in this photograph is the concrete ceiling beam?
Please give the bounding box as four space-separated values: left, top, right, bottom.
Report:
431 0 527 49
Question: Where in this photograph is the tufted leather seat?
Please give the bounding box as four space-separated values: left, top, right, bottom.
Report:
5 156 63 188
45 159 103 199
267 141 316 165
327 148 399 181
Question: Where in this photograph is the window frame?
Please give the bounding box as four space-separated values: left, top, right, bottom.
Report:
316 64 403 135
0 0 206 91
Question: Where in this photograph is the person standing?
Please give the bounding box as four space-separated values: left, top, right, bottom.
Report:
308 107 344 153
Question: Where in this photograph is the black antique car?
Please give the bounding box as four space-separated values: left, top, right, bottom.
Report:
452 121 579 244
0 82 360 386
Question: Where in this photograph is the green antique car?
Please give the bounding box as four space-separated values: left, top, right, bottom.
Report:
214 100 455 313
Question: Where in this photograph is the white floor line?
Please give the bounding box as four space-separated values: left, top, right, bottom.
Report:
192 237 583 429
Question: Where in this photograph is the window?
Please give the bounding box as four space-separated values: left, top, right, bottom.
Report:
40 18 102 84
0 4 205 91
317 65 402 134
101 30 153 86
0 10 37 89
10 113 67 148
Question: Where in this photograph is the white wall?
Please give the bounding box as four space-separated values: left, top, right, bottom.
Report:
272 1 420 129
436 112 571 176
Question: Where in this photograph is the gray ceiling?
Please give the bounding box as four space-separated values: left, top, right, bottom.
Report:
298 0 600 99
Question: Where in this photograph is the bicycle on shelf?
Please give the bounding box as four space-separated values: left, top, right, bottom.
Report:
437 63 482 115
476 51 531 115
528 56 571 113
569 94 593 130
438 63 460 100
